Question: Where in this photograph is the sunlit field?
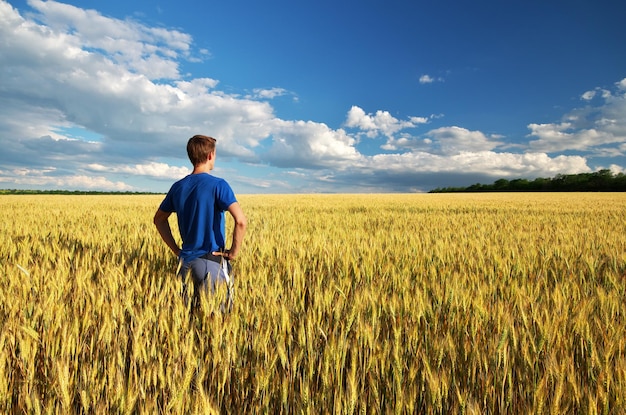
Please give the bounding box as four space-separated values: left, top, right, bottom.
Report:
1 193 625 414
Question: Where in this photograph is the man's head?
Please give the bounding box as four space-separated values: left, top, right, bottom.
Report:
187 135 216 166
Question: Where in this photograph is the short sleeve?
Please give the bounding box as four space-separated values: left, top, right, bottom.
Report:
215 179 237 211
159 187 175 212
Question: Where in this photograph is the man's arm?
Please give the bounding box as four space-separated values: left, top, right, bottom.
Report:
153 209 181 256
215 202 247 260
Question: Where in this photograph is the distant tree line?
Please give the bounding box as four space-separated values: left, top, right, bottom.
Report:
0 189 160 195
429 169 626 193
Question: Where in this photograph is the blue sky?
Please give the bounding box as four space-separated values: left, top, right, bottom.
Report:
1 0 625 193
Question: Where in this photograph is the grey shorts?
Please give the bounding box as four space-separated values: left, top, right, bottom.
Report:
177 254 234 310
178 256 231 288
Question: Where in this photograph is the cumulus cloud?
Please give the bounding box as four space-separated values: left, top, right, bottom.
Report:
87 162 190 180
263 119 361 169
423 126 503 155
344 106 429 139
581 91 595 101
379 126 503 154
314 151 592 192
528 78 626 154
25 0 193 79
366 151 589 177
0 167 134 191
419 74 443 84
0 0 274 161
0 0 621 193
249 88 290 100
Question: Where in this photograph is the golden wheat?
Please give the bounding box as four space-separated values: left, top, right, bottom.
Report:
1 193 625 413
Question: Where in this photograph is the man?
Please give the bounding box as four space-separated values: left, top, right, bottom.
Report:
154 135 247 307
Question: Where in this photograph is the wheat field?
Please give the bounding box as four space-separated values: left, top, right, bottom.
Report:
1 193 625 414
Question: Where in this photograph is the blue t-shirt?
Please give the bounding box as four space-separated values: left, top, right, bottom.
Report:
159 173 237 262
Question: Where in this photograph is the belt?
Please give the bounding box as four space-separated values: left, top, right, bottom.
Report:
200 251 224 264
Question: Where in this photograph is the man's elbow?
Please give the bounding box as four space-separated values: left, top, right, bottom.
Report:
153 209 169 227
236 215 248 230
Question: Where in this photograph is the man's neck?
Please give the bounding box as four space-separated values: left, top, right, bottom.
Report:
192 163 212 174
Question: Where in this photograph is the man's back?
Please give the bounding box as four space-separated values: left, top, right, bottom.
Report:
159 173 236 262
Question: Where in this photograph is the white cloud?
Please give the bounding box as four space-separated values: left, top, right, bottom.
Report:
344 106 429 139
419 74 443 84
380 126 503 154
26 0 192 79
362 151 589 177
581 90 595 100
263 119 361 169
0 167 134 191
0 1 622 193
305 150 591 192
250 88 289 100
63 175 135 191
581 88 611 101
175 78 220 96
527 122 604 152
87 162 190 179
528 78 626 154
424 126 503 155
0 0 275 161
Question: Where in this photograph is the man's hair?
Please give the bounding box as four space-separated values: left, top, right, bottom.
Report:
187 135 216 166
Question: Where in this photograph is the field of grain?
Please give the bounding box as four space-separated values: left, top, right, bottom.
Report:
1 193 625 414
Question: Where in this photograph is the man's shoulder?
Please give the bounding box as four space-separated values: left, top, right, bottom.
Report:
172 173 225 186
170 174 192 186
200 174 231 188
206 173 227 182
172 173 233 197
